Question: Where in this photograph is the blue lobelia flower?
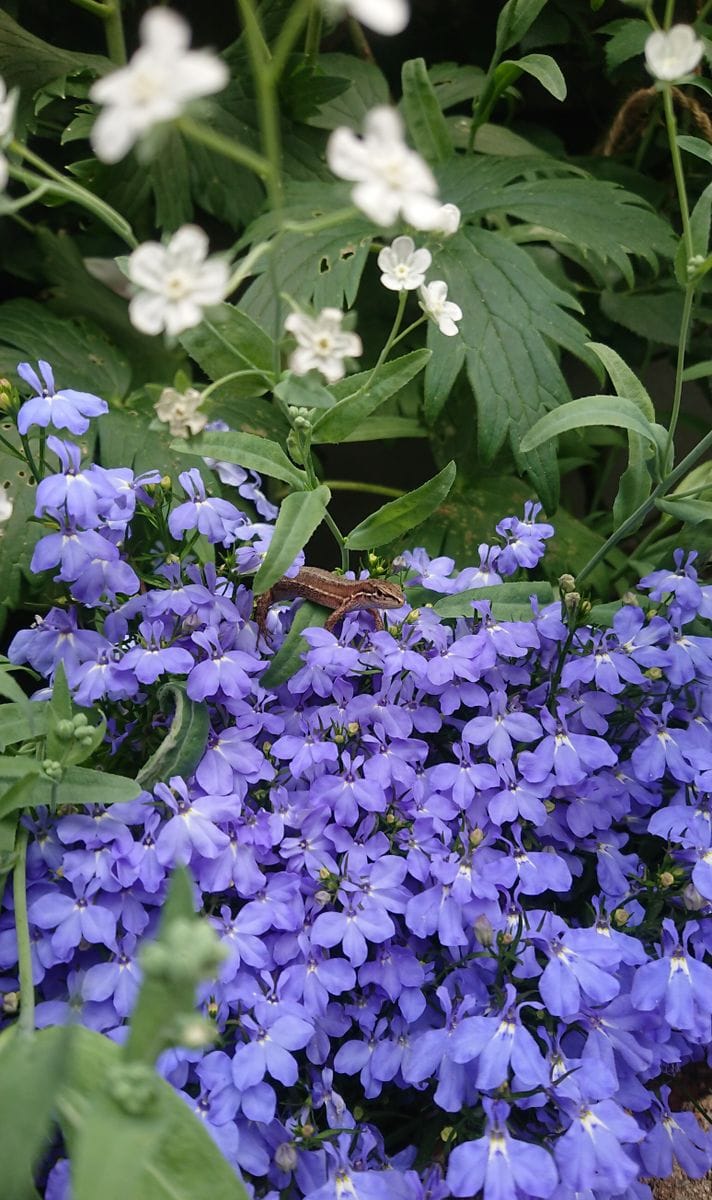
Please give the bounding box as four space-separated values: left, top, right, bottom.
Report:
16 360 108 435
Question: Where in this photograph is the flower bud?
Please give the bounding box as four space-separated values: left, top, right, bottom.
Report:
612 908 630 927
469 827 485 847
564 591 581 612
275 1142 298 1172
658 871 675 889
42 759 63 781
474 914 494 948
645 667 663 681
622 591 639 606
2 990 19 1016
558 573 576 594
173 1015 217 1048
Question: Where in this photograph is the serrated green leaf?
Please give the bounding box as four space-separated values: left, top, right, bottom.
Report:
306 54 390 130
601 18 649 71
401 57 453 164
520 395 665 453
433 580 554 618
253 487 331 593
260 601 328 690
312 350 431 444
173 431 307 488
430 227 593 509
496 53 566 102
600 289 683 346
424 334 466 425
0 10 108 121
345 462 456 551
179 304 275 389
136 685 210 791
149 129 193 232
0 300 131 399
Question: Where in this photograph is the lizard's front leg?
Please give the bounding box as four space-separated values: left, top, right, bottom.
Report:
254 588 276 638
325 599 384 633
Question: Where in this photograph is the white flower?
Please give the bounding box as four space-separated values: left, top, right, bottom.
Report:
284 308 363 383
127 224 229 337
89 8 228 163
327 106 442 230
419 280 462 337
322 0 409 36
644 24 704 82
431 203 461 236
0 75 17 191
377 235 431 291
155 386 208 437
0 488 12 526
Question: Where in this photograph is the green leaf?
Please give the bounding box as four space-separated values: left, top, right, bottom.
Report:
280 62 350 123
0 10 108 118
253 487 331 593
312 350 431 444
0 662 34 705
0 813 19 894
495 54 567 102
433 580 554 618
655 497 712 525
149 129 194 232
203 395 290 442
519 396 665 453
0 1026 70 1200
677 134 712 166
260 601 328 690
173 431 307 489
428 63 487 110
274 372 336 411
586 342 655 530
401 57 453 164
600 289 683 346
136 685 210 791
45 662 73 760
424 338 466 424
601 19 649 71
345 462 456 551
342 416 427 442
430 227 593 509
46 1025 249 1200
682 359 712 382
496 0 551 54
0 300 131 399
306 54 390 130
0 760 140 817
179 304 276 390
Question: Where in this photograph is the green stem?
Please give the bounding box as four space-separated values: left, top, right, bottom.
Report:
19 433 41 485
67 0 111 16
176 117 271 181
698 0 712 22
9 146 137 247
576 424 712 587
664 283 696 465
282 207 359 235
0 431 26 462
323 509 349 573
363 292 408 389
304 1 323 66
348 16 375 62
38 429 47 481
270 0 314 81
662 86 693 262
103 0 127 64
663 0 674 27
323 480 406 499
390 314 427 349
13 824 35 1036
200 368 272 404
235 0 283 210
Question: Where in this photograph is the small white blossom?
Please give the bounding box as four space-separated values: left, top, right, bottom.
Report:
90 8 228 163
323 0 409 36
155 386 208 437
645 24 704 82
0 488 12 525
127 224 229 337
284 308 363 383
327 106 442 230
0 75 17 191
377 235 431 291
419 280 462 337
431 203 461 236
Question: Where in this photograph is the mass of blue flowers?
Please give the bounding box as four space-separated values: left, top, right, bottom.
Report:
1 364 711 1200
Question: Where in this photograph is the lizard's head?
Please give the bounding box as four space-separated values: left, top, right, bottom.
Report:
370 579 406 609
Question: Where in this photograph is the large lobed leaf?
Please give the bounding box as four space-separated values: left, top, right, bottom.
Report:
427 227 594 511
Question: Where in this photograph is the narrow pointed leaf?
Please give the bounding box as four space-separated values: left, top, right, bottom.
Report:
401 57 453 164
312 350 431 445
253 486 331 594
260 601 328 691
519 396 663 452
172 431 307 489
345 462 456 550
136 684 210 791
496 54 566 102
433 580 554 618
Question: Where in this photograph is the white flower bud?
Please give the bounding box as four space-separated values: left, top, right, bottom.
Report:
645 25 704 83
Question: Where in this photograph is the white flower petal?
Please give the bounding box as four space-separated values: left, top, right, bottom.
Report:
128 242 169 290
645 25 704 82
140 8 191 56
167 224 209 266
345 0 409 35
129 291 169 335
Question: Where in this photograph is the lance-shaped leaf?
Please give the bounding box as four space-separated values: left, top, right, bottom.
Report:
173 431 307 489
494 54 566 103
312 350 430 445
519 396 665 453
433 580 554 618
586 342 655 530
253 486 331 594
0 1025 70 1200
136 685 210 791
401 57 453 164
345 462 456 550
179 303 275 389
495 0 551 54
0 760 140 818
260 601 328 691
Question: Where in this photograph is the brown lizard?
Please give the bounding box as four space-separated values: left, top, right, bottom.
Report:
255 567 405 635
